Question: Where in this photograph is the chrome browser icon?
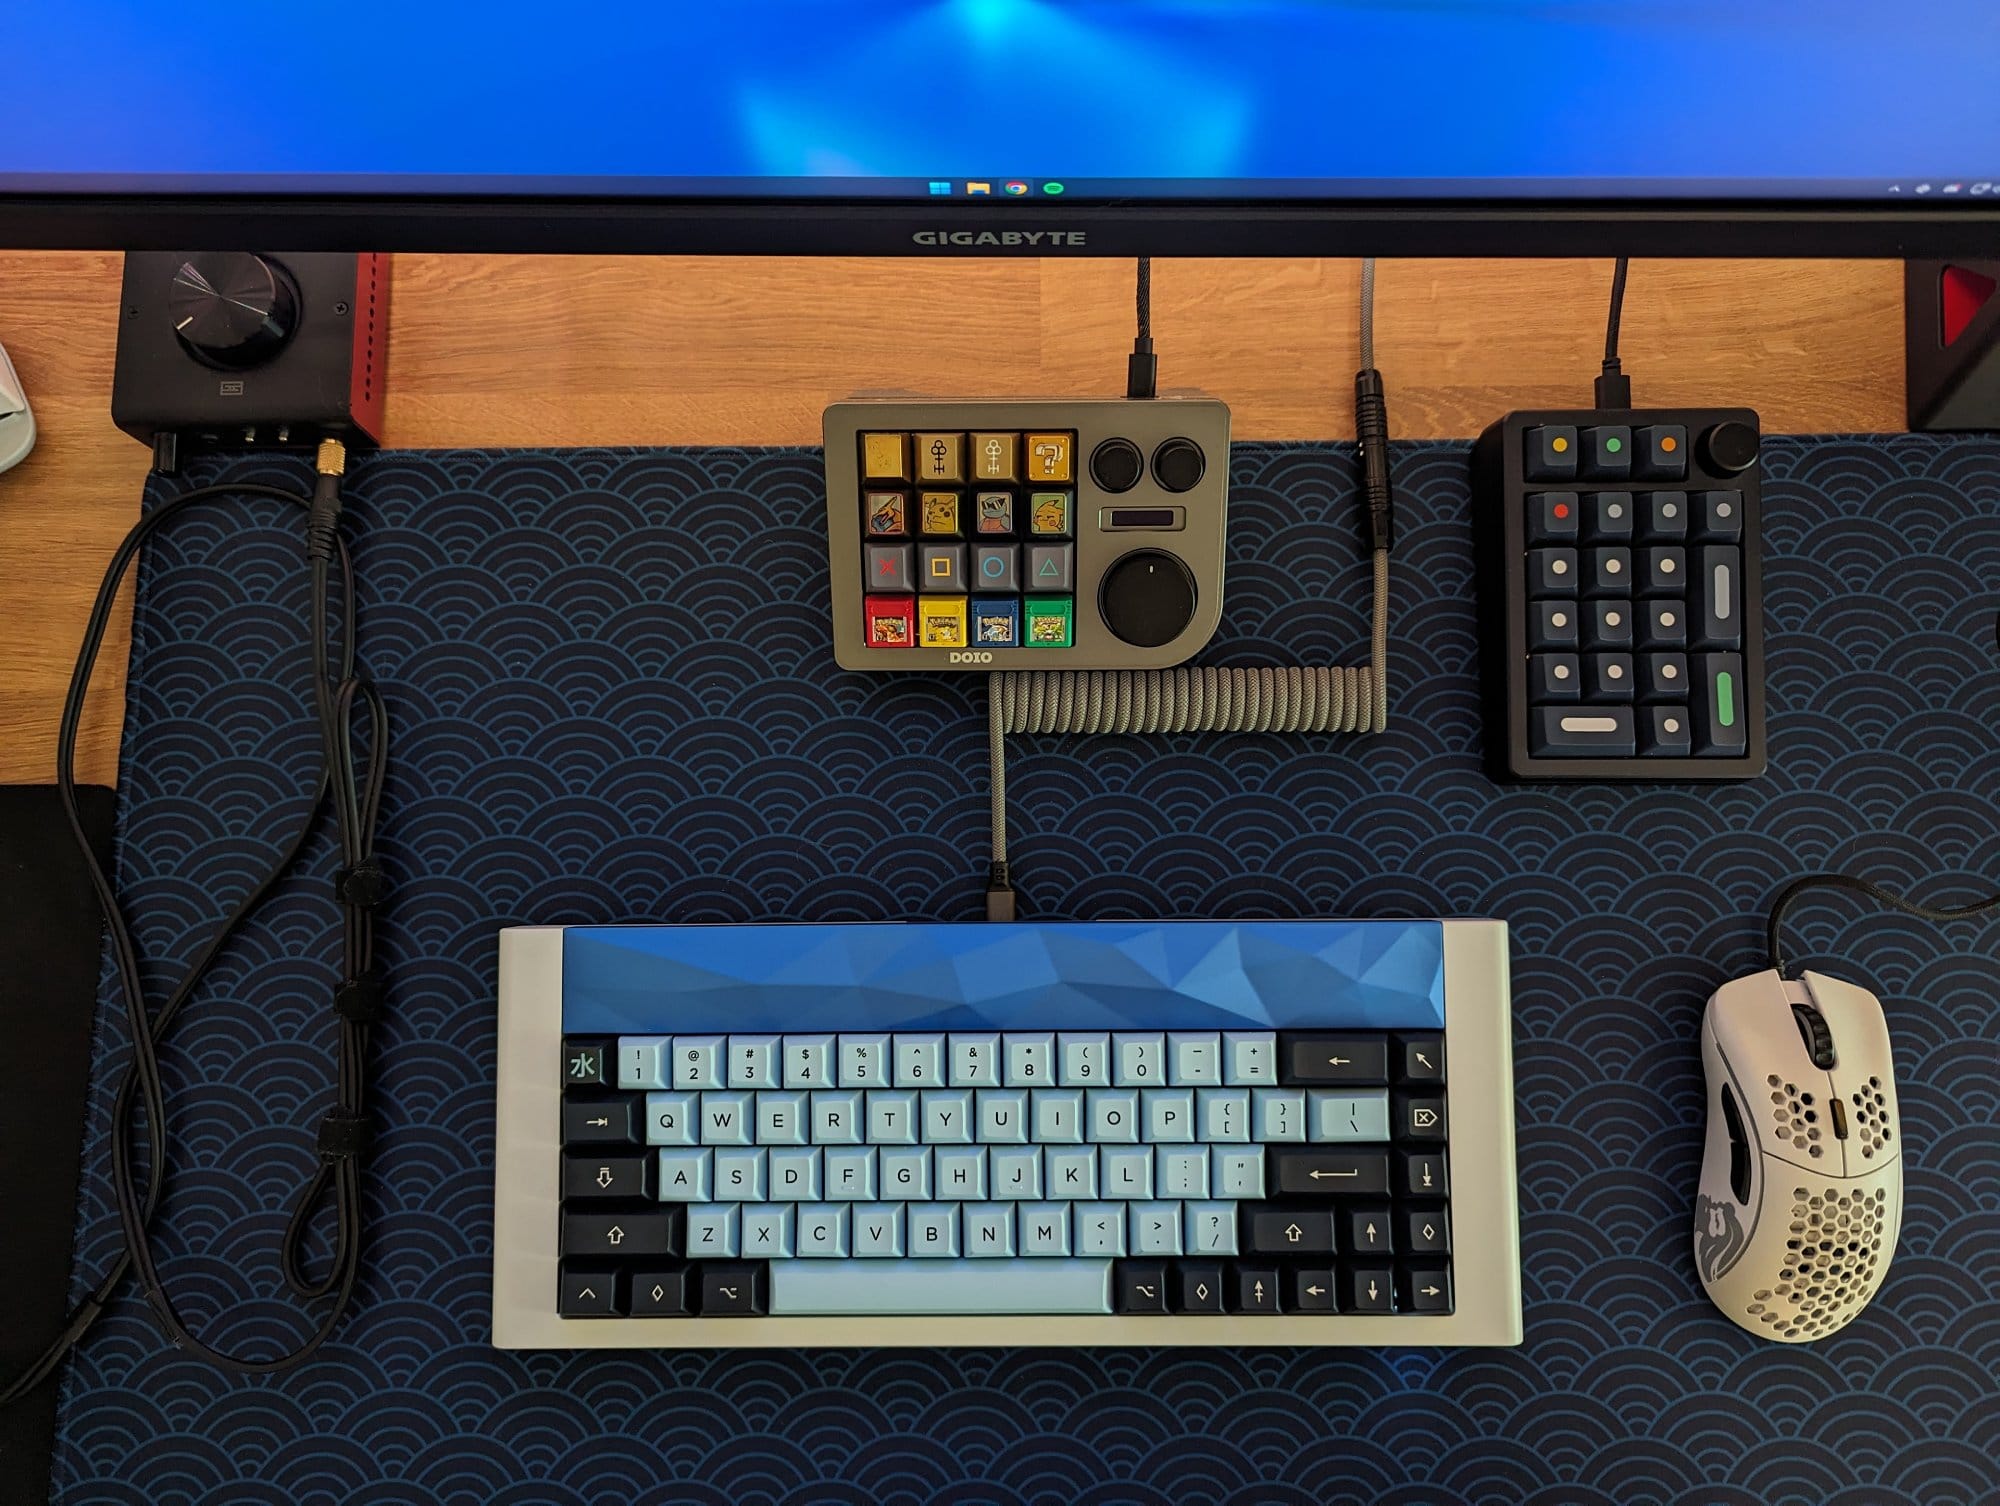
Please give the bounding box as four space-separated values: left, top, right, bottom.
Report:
1004 181 1030 196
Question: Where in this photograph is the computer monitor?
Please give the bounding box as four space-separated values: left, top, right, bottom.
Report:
3 1 1997 256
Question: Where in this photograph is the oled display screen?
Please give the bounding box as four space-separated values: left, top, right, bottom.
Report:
3 0 1996 201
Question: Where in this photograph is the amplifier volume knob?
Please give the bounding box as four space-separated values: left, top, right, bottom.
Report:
167 252 301 370
1099 549 1198 648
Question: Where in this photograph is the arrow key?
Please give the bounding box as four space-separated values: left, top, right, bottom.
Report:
1288 1266 1336 1313
1394 1033 1445 1086
629 1266 692 1318
1397 1262 1454 1314
1343 1205 1394 1256
1279 1032 1388 1085
1401 1206 1450 1255
1229 1262 1281 1314
557 1263 624 1317
1342 1262 1395 1314
1176 1260 1226 1314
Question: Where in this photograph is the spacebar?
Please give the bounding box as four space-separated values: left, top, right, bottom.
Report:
768 1258 1113 1315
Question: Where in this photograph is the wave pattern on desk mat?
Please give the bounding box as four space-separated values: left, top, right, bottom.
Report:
56 438 2000 1506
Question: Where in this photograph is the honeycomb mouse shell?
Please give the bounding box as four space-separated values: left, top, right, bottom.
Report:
1693 968 1902 1342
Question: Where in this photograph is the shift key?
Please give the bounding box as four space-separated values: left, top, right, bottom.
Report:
1694 653 1748 756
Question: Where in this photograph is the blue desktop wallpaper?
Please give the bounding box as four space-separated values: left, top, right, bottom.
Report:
3 0 1997 191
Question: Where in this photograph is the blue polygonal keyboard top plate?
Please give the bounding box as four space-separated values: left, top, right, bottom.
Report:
558 920 1446 1034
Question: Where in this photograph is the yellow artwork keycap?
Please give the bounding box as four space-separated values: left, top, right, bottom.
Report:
971 432 1019 482
1025 433 1074 483
917 595 968 648
913 433 966 483
861 432 909 480
920 491 962 537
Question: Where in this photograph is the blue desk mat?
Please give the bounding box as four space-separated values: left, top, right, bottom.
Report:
57 439 2000 1505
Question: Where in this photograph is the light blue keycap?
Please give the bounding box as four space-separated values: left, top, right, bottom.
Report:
769 1146 821 1201
1102 1145 1153 1199
1144 1088 1195 1143
1075 1202 1126 1256
756 1089 809 1147
824 1146 876 1201
811 1089 865 1146
618 1035 669 1090
964 1203 1015 1257
1113 1032 1166 1087
1167 1032 1222 1086
1213 1148 1265 1199
1253 1087 1307 1143
1157 1147 1210 1199
921 1088 975 1145
908 1203 959 1257
948 1032 1002 1088
644 1091 697 1147
990 1145 1042 1200
1059 1032 1110 1086
1197 1088 1251 1144
656 1148 711 1202
713 1146 765 1201
674 1035 725 1091
1223 1031 1278 1087
1018 1201 1071 1256
1309 1089 1392 1143
1004 1032 1055 1087
839 1033 891 1089
796 1203 849 1257
768 1257 1113 1315
729 1034 779 1090
741 1204 794 1258
1087 1088 1140 1143
686 1203 739 1259
935 1145 986 1200
1185 1201 1238 1257
867 1089 919 1145
1046 1146 1097 1199
977 1088 1029 1144
879 1145 930 1199
785 1034 835 1089
700 1090 755 1147
894 1033 946 1087
852 1202 904 1257
1130 1200 1184 1256
1032 1088 1085 1144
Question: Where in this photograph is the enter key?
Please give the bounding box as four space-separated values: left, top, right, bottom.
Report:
1271 1148 1391 1197
1693 651 1748 756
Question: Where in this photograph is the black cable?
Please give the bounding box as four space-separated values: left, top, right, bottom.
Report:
1127 256 1157 400
1766 873 2000 979
1 448 387 1404
1596 256 1633 410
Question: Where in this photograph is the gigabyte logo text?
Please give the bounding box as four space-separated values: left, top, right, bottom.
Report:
948 651 995 664
912 230 1088 248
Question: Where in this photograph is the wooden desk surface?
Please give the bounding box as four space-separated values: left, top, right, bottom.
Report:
0 253 1903 786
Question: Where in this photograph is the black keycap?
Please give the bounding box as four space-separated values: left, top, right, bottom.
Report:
1396 1149 1449 1198
1397 1263 1454 1314
558 1263 624 1317
1530 601 1579 650
1584 653 1634 702
562 1207 678 1259
1693 652 1749 757
1343 1263 1395 1313
1580 426 1632 480
1176 1261 1226 1314
1696 491 1744 542
1246 1207 1339 1255
629 1267 692 1317
1529 653 1580 704
563 1096 638 1146
1394 1033 1445 1085
1523 425 1578 481
561 1038 610 1088
1584 599 1634 649
1641 653 1689 702
1634 425 1688 481
1343 1206 1394 1256
1279 1033 1389 1086
1642 546 1685 596
1641 491 1689 540
1585 547 1631 597
1401 1206 1451 1255
697 1261 767 1317
1529 705 1635 758
1691 545 1744 649
1527 547 1578 598
1641 599 1688 648
1583 491 1634 541
1289 1267 1337 1313
1230 1263 1281 1314
1270 1150 1391 1198
1395 1093 1447 1142
1526 491 1580 543
1116 1260 1170 1313
1641 704 1694 757
562 1152 652 1201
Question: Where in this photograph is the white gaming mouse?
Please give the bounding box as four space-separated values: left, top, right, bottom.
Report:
0 341 33 474
1693 968 1901 1341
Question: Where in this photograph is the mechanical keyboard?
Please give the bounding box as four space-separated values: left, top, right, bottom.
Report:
494 919 1521 1347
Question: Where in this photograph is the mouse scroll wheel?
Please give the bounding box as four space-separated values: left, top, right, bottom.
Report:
1790 1003 1837 1070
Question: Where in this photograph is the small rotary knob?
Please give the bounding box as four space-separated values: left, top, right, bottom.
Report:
168 252 300 371
1099 549 1198 648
